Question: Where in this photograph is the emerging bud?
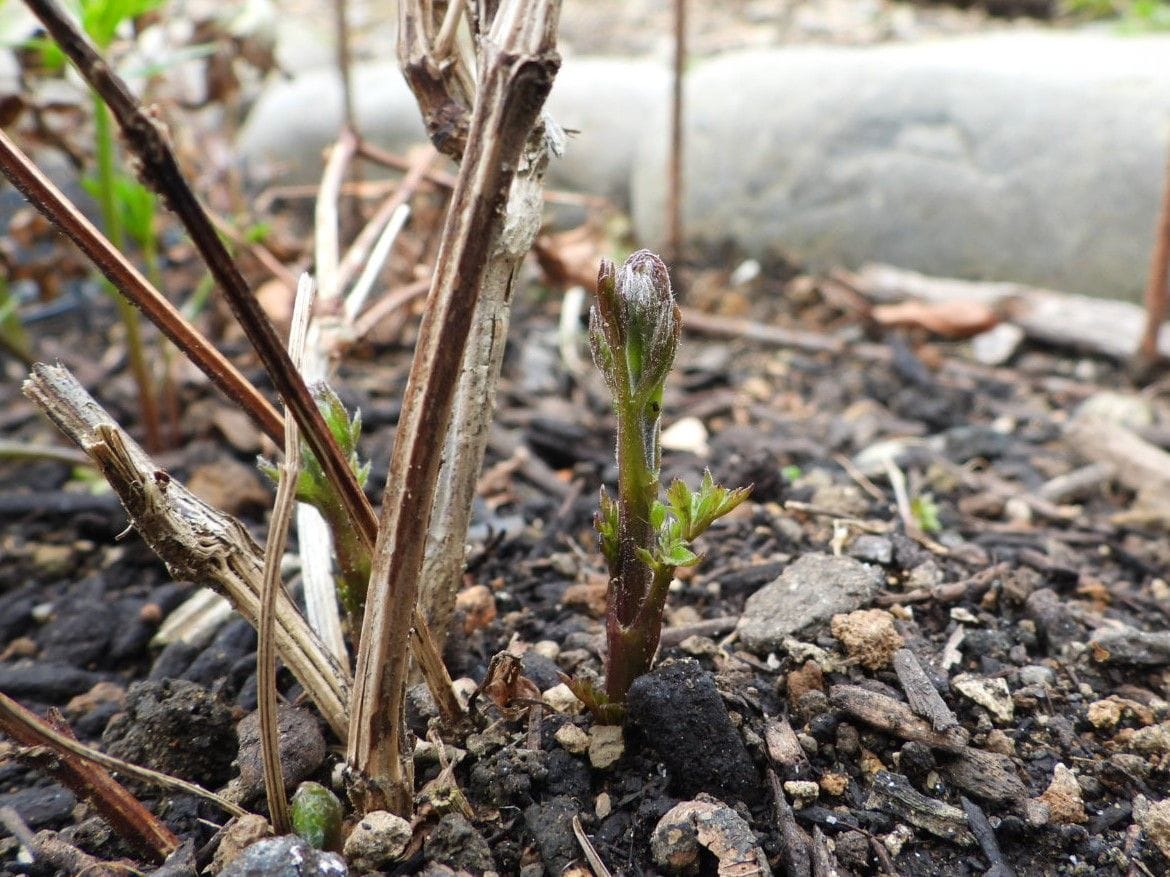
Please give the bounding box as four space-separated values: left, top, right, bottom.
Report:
588 250 680 402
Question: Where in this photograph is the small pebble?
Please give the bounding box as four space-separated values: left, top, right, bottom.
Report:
343 810 412 871
554 723 589 755
784 780 820 807
543 683 583 715
595 792 612 819
588 724 624 770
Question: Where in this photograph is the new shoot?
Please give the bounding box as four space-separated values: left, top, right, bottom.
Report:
579 250 749 721
260 383 371 640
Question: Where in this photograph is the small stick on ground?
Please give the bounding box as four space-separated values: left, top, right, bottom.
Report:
0 692 245 818
0 700 179 862
665 0 686 262
1135 139 1170 379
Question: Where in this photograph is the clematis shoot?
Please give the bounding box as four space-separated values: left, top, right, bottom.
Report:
577 250 750 719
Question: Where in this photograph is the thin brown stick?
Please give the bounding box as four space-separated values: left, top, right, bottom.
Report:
0 128 283 443
356 140 459 188
22 0 370 564
0 698 179 862
0 691 245 818
352 279 431 341
346 0 561 816
666 0 686 262
679 306 845 354
336 146 441 293
1136 140 1170 376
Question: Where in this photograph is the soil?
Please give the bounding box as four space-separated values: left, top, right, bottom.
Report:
4 2 1170 876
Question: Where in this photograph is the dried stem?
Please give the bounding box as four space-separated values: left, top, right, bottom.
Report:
346 0 561 815
22 0 370 569
420 127 559 647
23 363 352 741
0 129 283 443
1136 140 1170 376
0 691 245 818
0 698 180 862
257 276 316 835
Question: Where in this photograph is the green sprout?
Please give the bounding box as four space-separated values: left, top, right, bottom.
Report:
577 251 750 719
260 383 372 635
910 493 942 535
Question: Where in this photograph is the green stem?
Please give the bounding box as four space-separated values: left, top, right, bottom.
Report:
92 92 161 451
323 505 371 642
605 388 663 704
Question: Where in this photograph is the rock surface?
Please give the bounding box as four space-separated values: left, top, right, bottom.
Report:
218 836 346 877
101 678 237 788
632 31 1170 300
238 30 1170 300
738 553 882 652
238 56 666 207
343 810 412 872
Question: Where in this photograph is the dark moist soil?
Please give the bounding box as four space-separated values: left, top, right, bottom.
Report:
2 256 1170 877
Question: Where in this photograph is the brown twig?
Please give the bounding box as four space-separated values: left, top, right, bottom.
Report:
0 691 245 818
665 0 686 262
256 276 316 835
0 128 283 443
22 0 371 567
346 0 561 816
0 698 179 862
1135 140 1170 377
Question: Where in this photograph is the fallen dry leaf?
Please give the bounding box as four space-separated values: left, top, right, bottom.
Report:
871 299 1000 339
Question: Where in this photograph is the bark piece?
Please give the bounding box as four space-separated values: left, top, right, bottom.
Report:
893 649 958 732
864 770 975 846
830 684 969 752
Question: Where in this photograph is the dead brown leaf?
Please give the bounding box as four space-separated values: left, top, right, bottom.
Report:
871 299 1000 339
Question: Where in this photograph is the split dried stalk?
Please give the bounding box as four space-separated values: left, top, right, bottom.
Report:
0 697 179 861
22 363 351 741
257 275 316 834
346 0 561 815
420 101 562 647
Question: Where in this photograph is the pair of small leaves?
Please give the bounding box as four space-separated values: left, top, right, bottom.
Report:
665 471 752 543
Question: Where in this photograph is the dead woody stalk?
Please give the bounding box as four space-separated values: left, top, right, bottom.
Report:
344 0 563 816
